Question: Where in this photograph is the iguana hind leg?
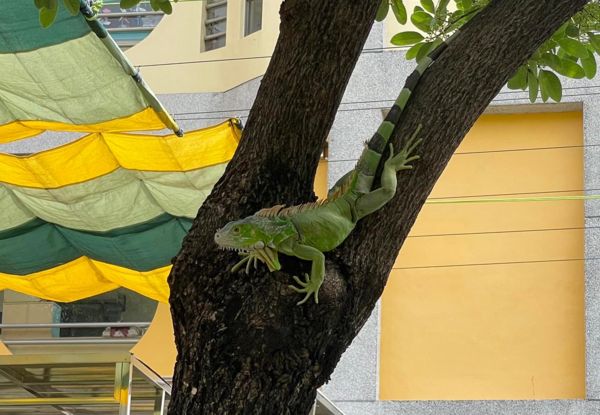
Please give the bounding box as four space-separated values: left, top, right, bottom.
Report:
355 126 422 219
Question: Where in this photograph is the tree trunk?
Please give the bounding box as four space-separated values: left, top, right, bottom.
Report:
167 0 588 413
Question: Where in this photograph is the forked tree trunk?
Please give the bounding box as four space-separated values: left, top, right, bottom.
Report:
167 0 588 413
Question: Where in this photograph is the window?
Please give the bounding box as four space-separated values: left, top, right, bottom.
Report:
205 0 227 51
244 0 263 36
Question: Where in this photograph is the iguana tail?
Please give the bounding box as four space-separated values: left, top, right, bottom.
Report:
331 36 455 197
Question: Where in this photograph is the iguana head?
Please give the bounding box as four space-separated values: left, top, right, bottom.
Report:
214 216 296 273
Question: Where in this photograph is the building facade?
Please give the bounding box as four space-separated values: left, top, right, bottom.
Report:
1 1 598 414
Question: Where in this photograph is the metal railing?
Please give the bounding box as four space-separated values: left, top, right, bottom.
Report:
97 2 164 48
0 322 151 345
0 352 170 414
0 322 150 329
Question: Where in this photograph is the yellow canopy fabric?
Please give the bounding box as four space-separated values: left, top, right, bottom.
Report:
0 120 238 188
0 257 170 303
0 120 241 303
0 108 164 144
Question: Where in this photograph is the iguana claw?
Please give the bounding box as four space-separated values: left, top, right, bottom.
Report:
231 255 251 273
289 273 320 305
387 125 423 171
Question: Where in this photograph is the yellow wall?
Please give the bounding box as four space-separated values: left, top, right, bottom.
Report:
131 302 177 377
380 111 585 400
127 1 281 93
126 0 426 92
315 159 329 199
0 341 10 355
129 0 417 92
132 159 328 377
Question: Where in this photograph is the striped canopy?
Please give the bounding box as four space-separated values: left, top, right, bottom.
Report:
0 121 240 302
0 0 179 142
0 0 233 303
0 0 220 303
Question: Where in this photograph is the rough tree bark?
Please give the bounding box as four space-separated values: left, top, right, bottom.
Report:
167 0 589 413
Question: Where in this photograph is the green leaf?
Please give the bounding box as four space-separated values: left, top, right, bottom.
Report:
405 42 424 60
539 70 562 102
420 0 435 14
34 0 48 9
540 52 562 72
528 69 539 103
555 59 585 79
540 82 549 103
411 10 433 32
390 31 424 46
588 33 600 54
415 42 431 61
437 0 451 12
375 0 389 22
63 0 80 15
565 23 579 38
121 0 142 8
39 0 58 28
421 38 442 61
557 38 589 59
416 40 435 62
581 52 597 79
444 7 477 33
507 65 527 90
538 38 557 54
158 0 172 14
457 0 472 11
391 0 407 24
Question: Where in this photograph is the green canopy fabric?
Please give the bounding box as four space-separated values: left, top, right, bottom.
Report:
0 0 180 141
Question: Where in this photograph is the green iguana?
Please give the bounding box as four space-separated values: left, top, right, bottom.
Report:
214 41 451 304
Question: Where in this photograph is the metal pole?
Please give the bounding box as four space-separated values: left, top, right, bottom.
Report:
79 0 183 136
115 362 133 415
153 389 166 415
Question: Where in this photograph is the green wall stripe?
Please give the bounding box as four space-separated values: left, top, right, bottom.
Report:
0 1 90 54
0 214 192 275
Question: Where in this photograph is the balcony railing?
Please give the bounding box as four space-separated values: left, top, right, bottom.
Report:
0 322 151 345
0 288 158 348
98 1 164 48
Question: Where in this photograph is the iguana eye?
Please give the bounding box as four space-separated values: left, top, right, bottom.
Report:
233 227 240 233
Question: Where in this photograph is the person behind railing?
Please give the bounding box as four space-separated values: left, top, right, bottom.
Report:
118 4 147 28
132 4 147 27
99 7 111 27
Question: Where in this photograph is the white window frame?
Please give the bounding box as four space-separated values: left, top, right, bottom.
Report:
204 0 227 51
244 0 263 37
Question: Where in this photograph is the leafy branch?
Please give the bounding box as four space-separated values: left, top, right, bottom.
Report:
378 0 600 103
34 0 175 28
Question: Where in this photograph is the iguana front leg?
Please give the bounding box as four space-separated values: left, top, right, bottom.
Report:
355 126 422 219
284 242 325 305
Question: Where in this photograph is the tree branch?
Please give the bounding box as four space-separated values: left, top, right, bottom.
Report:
167 0 589 413
339 0 589 332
